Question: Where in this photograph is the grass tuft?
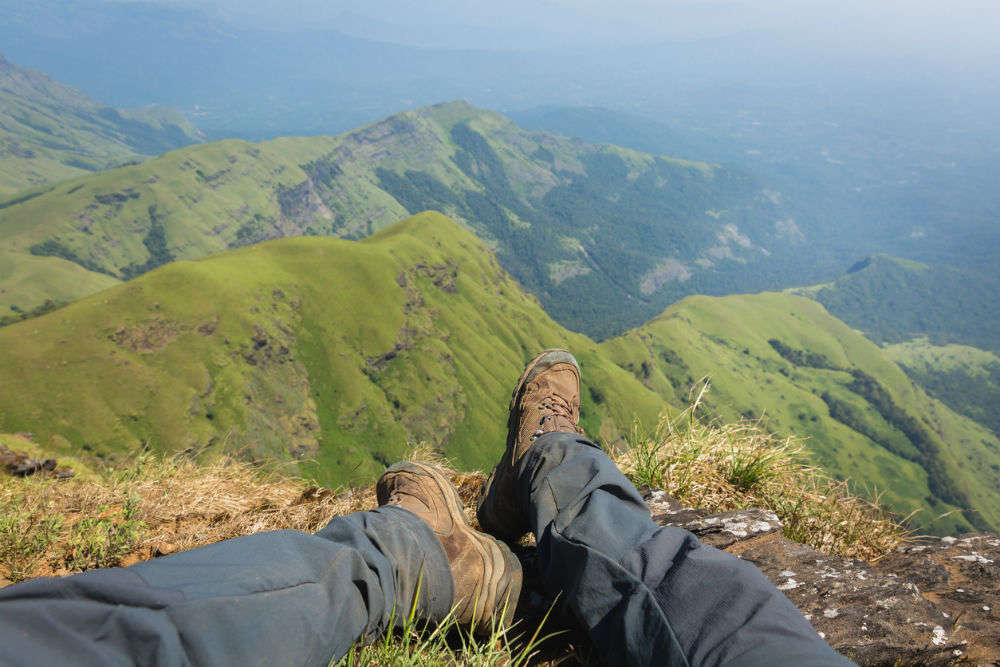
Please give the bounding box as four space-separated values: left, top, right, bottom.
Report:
611 386 908 561
337 599 560 667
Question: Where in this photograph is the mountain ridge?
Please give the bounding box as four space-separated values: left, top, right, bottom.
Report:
0 100 799 338
0 211 664 486
1 212 997 535
0 52 201 195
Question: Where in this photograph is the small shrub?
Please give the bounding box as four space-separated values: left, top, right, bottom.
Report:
0 504 62 582
66 493 146 570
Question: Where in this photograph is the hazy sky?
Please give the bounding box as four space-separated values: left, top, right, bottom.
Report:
140 0 1000 62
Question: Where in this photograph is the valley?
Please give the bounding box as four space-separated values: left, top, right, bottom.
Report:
1 213 996 535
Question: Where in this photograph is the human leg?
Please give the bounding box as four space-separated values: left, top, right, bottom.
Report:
520 432 855 667
0 463 522 667
479 349 854 667
0 505 451 667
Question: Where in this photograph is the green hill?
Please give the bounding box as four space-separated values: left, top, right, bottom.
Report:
884 339 1000 440
2 213 997 534
0 212 663 487
789 254 1000 452
0 52 201 196
790 254 1000 354
600 293 1000 535
0 101 796 338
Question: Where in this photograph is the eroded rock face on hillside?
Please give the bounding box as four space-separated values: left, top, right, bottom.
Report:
640 489 1000 666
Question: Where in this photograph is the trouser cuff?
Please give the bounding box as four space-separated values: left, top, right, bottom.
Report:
318 505 454 628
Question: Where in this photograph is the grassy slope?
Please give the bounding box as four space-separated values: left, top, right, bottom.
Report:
790 254 1000 354
0 248 118 308
885 339 1000 439
0 101 792 337
2 215 992 533
0 212 662 487
600 293 1000 534
0 137 344 311
0 53 200 196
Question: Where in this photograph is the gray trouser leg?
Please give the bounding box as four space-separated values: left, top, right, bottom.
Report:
518 432 855 667
0 505 453 667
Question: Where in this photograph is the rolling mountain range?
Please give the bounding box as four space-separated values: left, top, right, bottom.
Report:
0 101 803 338
0 55 995 541
791 254 1000 354
0 52 201 196
0 212 662 486
1 213 996 535
788 254 1000 444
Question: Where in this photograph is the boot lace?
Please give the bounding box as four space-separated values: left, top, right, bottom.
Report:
530 393 578 440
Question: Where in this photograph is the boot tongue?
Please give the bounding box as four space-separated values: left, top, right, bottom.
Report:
383 477 441 527
540 411 576 433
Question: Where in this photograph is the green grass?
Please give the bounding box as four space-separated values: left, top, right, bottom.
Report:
0 54 200 196
65 493 146 571
787 254 1000 354
3 217 997 534
336 602 560 667
885 338 1000 438
600 293 1000 534
0 509 61 583
0 212 663 488
0 101 792 339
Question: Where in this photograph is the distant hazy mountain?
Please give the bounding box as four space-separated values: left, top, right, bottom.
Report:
4 0 996 283
0 102 802 338
509 106 1000 278
0 52 201 195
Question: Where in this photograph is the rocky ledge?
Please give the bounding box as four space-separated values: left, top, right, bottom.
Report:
645 489 1000 666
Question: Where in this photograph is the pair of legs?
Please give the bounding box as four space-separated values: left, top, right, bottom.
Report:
0 351 854 666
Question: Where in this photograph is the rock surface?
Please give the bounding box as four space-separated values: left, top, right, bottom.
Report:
0 443 73 478
641 489 999 666
879 534 1000 666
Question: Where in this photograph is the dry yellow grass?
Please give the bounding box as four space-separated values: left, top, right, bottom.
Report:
0 423 909 666
0 446 489 583
1 403 905 586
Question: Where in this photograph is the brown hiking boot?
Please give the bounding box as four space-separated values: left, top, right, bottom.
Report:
477 349 584 544
377 461 522 633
